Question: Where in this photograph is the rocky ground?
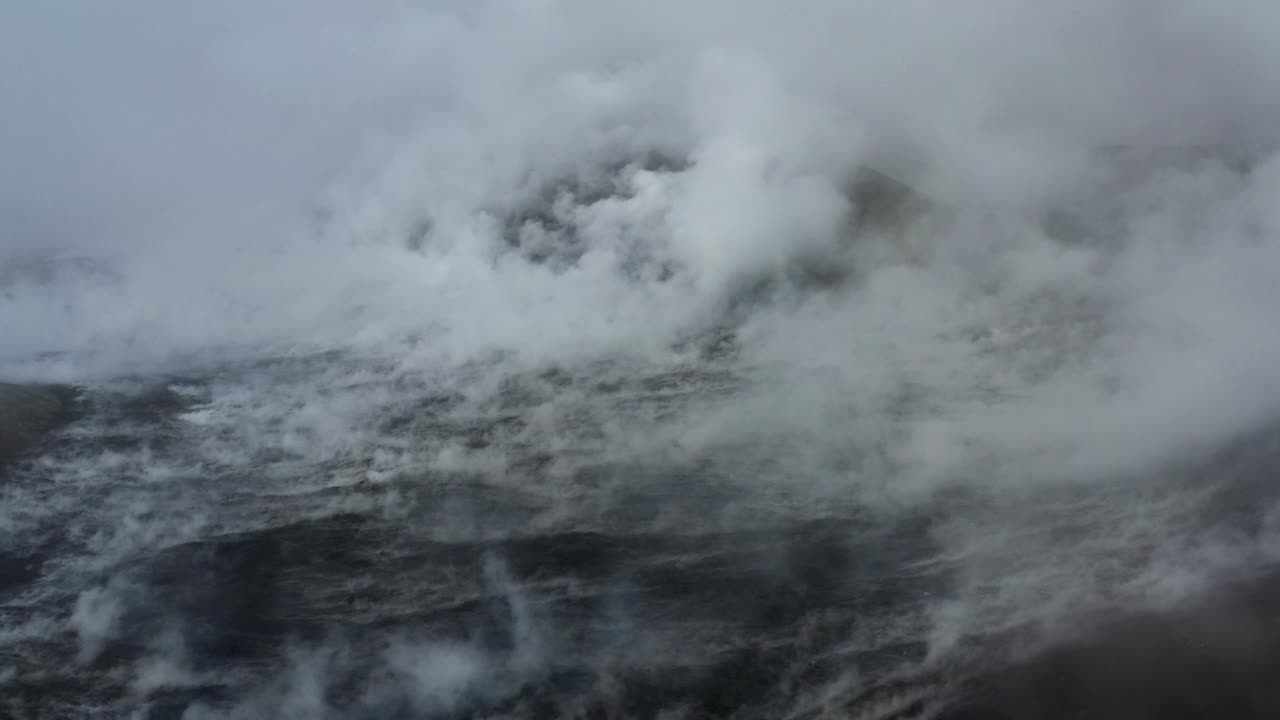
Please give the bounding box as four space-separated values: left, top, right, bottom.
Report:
3 367 1279 719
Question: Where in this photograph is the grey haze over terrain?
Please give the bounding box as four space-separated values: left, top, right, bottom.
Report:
3 2 1280 718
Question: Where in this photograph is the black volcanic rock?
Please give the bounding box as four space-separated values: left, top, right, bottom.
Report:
940 573 1280 720
0 381 76 474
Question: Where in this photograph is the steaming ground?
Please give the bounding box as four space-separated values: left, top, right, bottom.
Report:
5 2 1280 718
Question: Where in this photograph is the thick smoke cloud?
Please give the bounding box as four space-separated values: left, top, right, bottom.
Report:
4 1 1280 373
3 0 1280 604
